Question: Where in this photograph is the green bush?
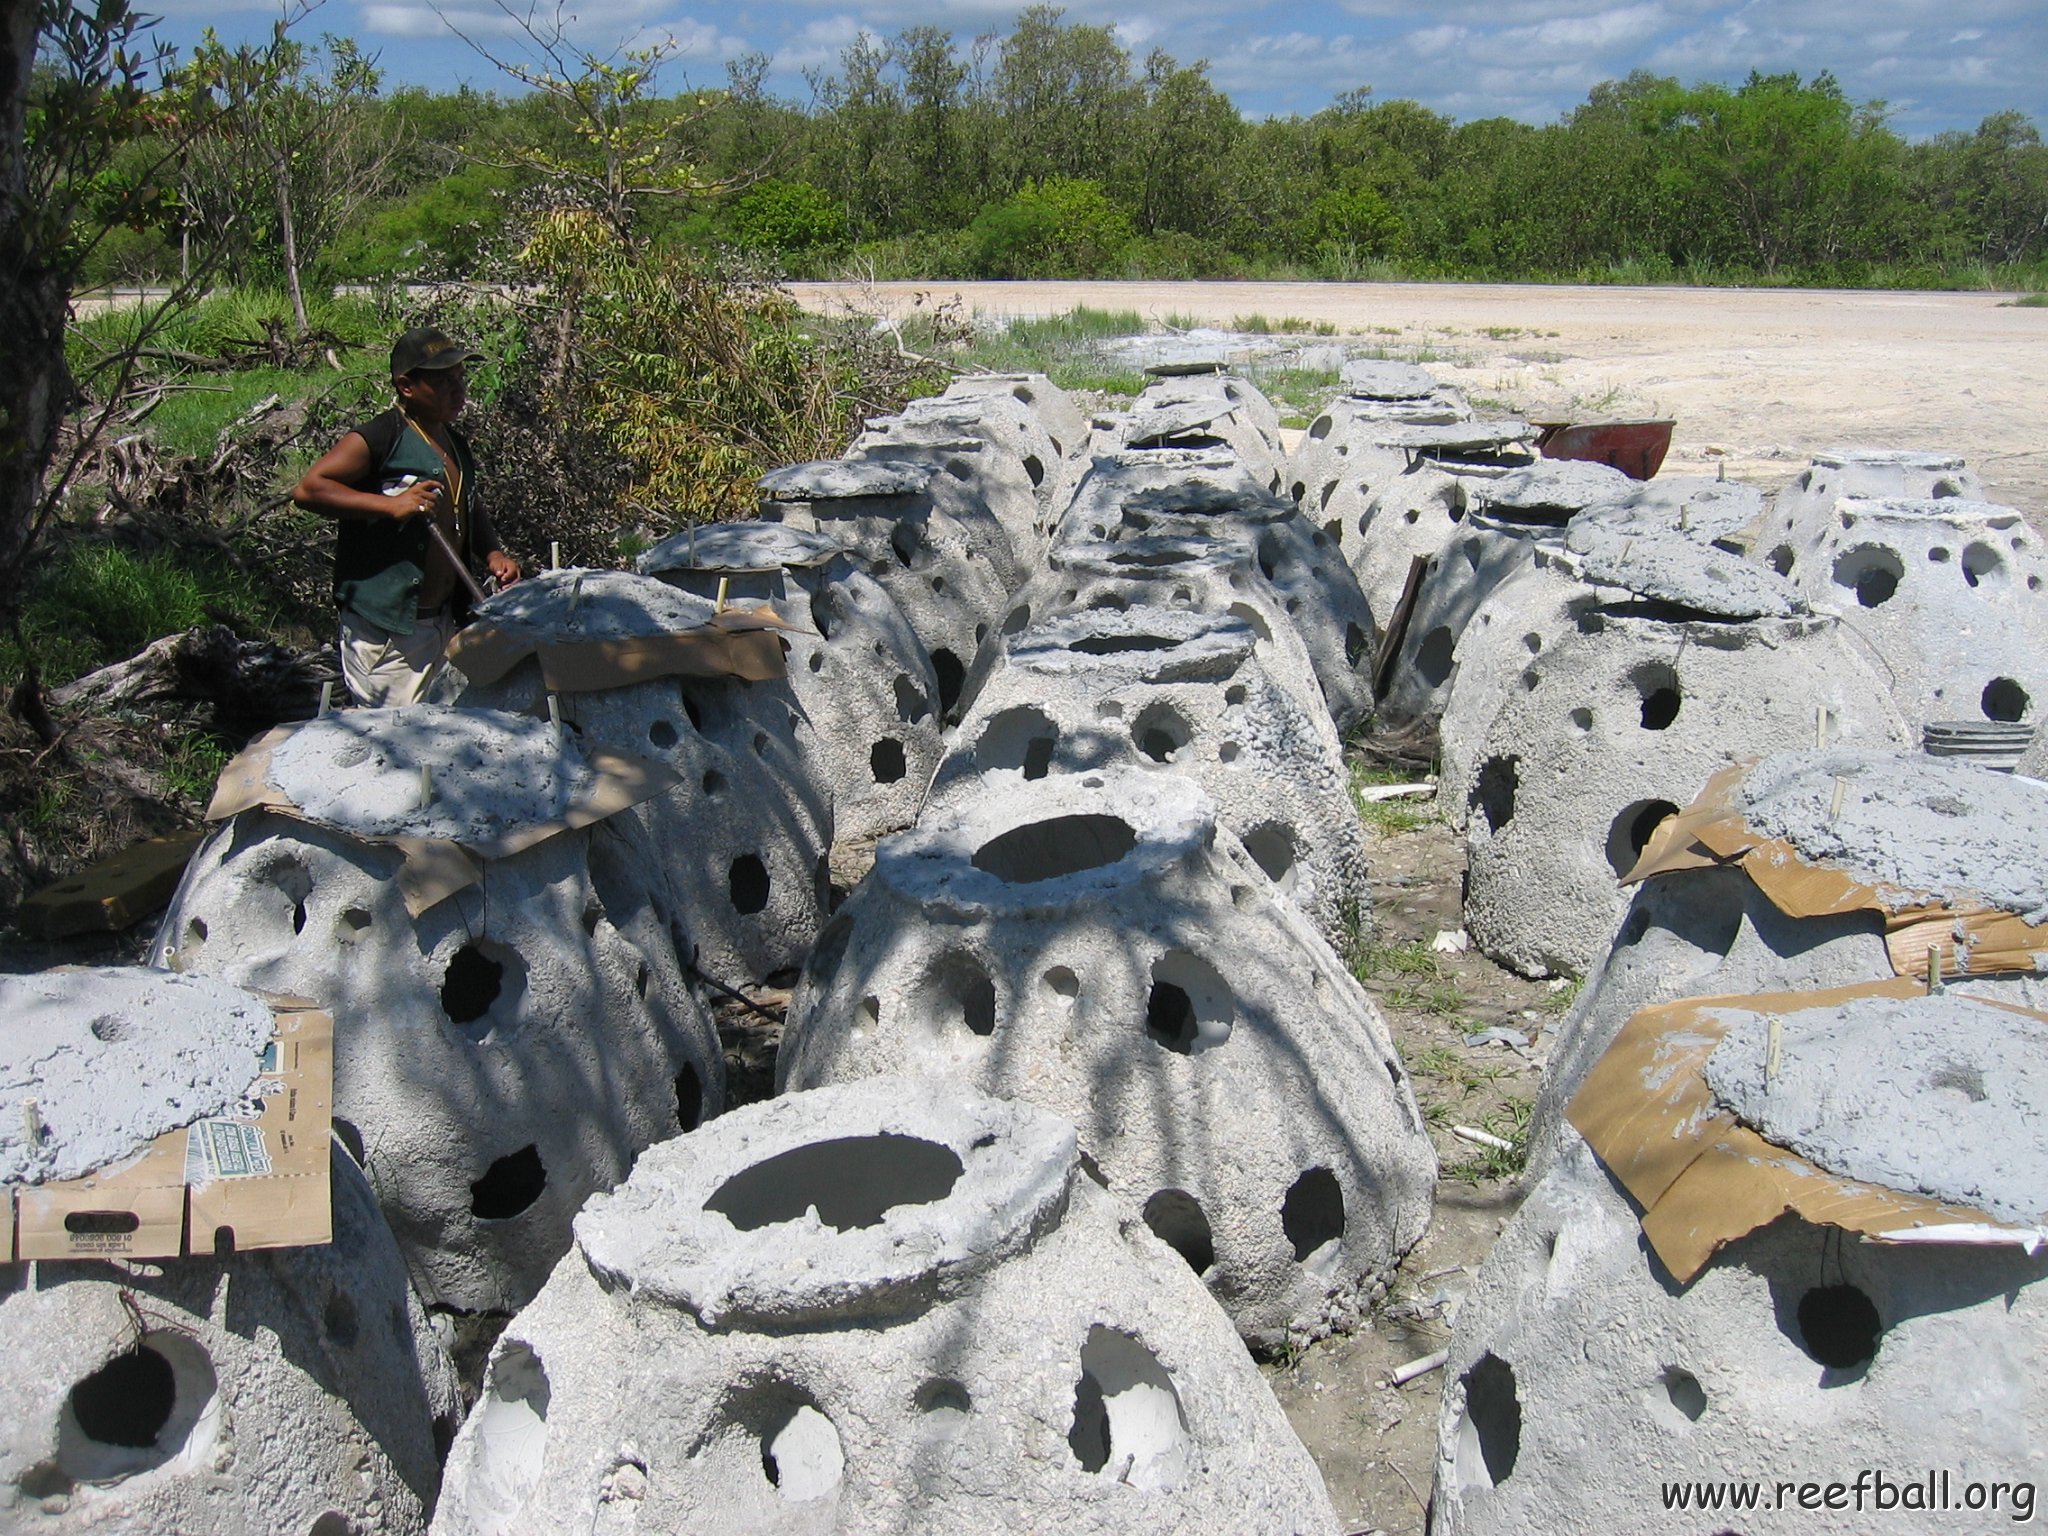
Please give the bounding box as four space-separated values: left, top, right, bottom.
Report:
967 178 1134 278
725 180 849 256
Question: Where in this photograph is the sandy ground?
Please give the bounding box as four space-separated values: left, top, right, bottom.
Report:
794 280 2048 521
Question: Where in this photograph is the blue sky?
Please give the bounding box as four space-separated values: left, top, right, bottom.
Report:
137 0 2046 137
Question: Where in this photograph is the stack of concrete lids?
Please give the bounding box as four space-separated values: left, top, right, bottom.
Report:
1922 719 2036 772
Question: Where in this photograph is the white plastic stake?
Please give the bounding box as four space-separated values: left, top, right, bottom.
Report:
1390 1349 1449 1387
318 680 333 717
715 576 730 614
418 765 432 808
550 540 562 571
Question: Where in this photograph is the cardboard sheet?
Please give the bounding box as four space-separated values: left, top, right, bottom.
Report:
1623 761 2046 978
207 721 679 916
445 604 795 690
17 829 206 937
11 997 334 1261
1568 978 2048 1284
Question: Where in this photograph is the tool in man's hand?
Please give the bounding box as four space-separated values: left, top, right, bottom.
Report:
387 474 489 606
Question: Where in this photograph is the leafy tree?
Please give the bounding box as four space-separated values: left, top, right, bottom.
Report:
725 177 845 254
989 7 1140 193
1132 50 1240 237
968 175 1132 277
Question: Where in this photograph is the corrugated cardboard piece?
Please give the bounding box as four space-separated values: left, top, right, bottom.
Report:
1568 977 2048 1284
445 603 797 690
207 721 679 916
17 829 206 937
11 996 334 1261
1624 761 2046 978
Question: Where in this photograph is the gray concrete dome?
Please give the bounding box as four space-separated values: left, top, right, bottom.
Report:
777 768 1436 1350
428 1079 1340 1535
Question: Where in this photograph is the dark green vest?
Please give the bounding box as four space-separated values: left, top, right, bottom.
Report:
332 408 477 634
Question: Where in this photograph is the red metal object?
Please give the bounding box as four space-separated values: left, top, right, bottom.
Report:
1533 419 1674 481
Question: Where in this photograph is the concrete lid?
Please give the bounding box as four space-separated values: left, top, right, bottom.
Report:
1833 494 2029 531
1339 359 1442 399
575 1078 1077 1326
1475 461 1636 518
1097 445 1240 473
759 458 934 501
875 767 1215 919
1124 399 1239 444
1814 448 1969 471
1005 607 1257 684
1143 356 1230 376
1569 477 1766 543
1738 748 2048 920
637 521 841 576
1703 990 2048 1224
1051 535 1252 582
266 706 610 846
1384 420 1536 453
1563 522 1805 618
477 567 714 640
0 967 272 1186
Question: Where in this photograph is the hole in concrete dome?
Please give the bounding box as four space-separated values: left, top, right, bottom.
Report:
706 1135 964 1232
1078 1150 1110 1187
1523 632 1542 654
1662 1366 1707 1422
1794 1284 1883 1371
1292 481 1306 503
870 737 908 783
702 769 727 796
1003 603 1032 635
1404 508 1421 525
761 1402 843 1501
1606 799 1680 877
681 692 703 730
973 815 1136 884
926 949 1000 1037
649 719 678 750
1224 684 1248 706
337 908 372 945
1067 1328 1190 1490
1763 544 1795 577
1145 950 1233 1055
470 1343 550 1514
1089 592 1130 612
1933 477 1963 498
916 1378 972 1428
307 1514 351 1536
1143 1190 1216 1274
1416 626 1456 687
1244 823 1297 891
1133 702 1192 763
931 650 966 715
634 961 650 998
891 522 928 569
1228 602 1273 642
1471 755 1519 833
1024 455 1045 487
323 1291 358 1348
1455 1353 1521 1490
752 732 771 757
471 1145 546 1220
1257 532 1284 581
1309 415 1332 439
1832 544 1903 607
1324 519 1343 547
1929 546 1951 563
1072 632 1175 655
442 943 517 1030
676 1063 703 1131
1282 1168 1344 1262
58 1334 217 1484
894 673 930 723
179 916 208 965
1218 741 1241 763
808 590 837 641
333 1118 366 1166
1044 966 1080 1000
730 855 771 915
1096 699 1124 720
930 574 948 594
1962 542 2006 587
1632 662 1682 730
1983 677 2030 721
1569 706 1593 732
808 651 824 674
977 705 1060 778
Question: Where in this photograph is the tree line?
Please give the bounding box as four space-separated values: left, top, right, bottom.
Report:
68 5 2048 295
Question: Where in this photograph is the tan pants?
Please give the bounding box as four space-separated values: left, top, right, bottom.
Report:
339 609 455 707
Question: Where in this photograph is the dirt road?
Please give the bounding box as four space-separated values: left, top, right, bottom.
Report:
793 279 2048 520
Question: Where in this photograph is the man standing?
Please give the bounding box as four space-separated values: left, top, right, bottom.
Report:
294 326 523 706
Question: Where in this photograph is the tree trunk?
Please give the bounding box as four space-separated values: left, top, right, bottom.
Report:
273 145 309 337
0 0 73 637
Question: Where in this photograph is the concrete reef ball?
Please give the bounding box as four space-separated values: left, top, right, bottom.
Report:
429 1078 1339 1536
777 767 1436 1350
930 604 1371 949
1 970 460 1533
1432 1123 2048 1535
1758 448 1983 576
153 707 723 1313
1449 545 1909 979
637 521 942 845
1529 750 2048 1175
438 569 834 986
